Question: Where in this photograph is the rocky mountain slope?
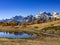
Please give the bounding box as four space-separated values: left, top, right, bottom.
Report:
0 11 60 22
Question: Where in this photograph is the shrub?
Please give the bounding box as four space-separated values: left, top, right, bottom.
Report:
29 21 35 25
34 26 38 29
41 26 60 31
8 22 18 26
35 19 40 24
2 22 8 26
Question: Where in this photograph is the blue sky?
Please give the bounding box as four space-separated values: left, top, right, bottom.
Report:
0 0 60 19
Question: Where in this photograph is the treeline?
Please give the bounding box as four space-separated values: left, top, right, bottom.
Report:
0 18 60 26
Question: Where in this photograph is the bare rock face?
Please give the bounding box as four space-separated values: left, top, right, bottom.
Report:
0 11 60 23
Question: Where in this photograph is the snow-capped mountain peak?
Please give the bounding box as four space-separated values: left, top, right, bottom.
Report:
0 11 60 23
51 12 60 18
40 11 46 14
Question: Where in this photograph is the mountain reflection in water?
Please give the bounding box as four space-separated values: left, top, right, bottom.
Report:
0 32 37 38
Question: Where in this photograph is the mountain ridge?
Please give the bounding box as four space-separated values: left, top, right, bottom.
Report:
0 11 60 22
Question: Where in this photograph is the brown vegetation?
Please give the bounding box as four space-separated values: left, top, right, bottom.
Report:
0 18 60 45
0 18 60 26
0 22 18 26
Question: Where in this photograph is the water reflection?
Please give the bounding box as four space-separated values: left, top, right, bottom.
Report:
0 32 37 38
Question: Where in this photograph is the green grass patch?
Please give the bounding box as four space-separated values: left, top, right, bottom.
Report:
41 26 60 31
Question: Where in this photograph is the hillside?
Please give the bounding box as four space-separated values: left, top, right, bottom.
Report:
0 20 60 36
0 19 60 45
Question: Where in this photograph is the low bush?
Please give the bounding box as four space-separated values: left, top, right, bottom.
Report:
41 26 60 31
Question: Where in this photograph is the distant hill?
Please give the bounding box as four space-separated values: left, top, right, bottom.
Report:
0 11 60 23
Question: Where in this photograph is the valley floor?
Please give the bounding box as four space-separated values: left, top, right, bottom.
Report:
0 20 60 45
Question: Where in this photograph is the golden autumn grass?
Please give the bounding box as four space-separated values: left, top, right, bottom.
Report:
0 20 60 36
0 20 60 33
0 20 60 45
0 37 60 45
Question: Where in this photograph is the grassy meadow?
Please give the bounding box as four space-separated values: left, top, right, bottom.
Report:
0 20 60 45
